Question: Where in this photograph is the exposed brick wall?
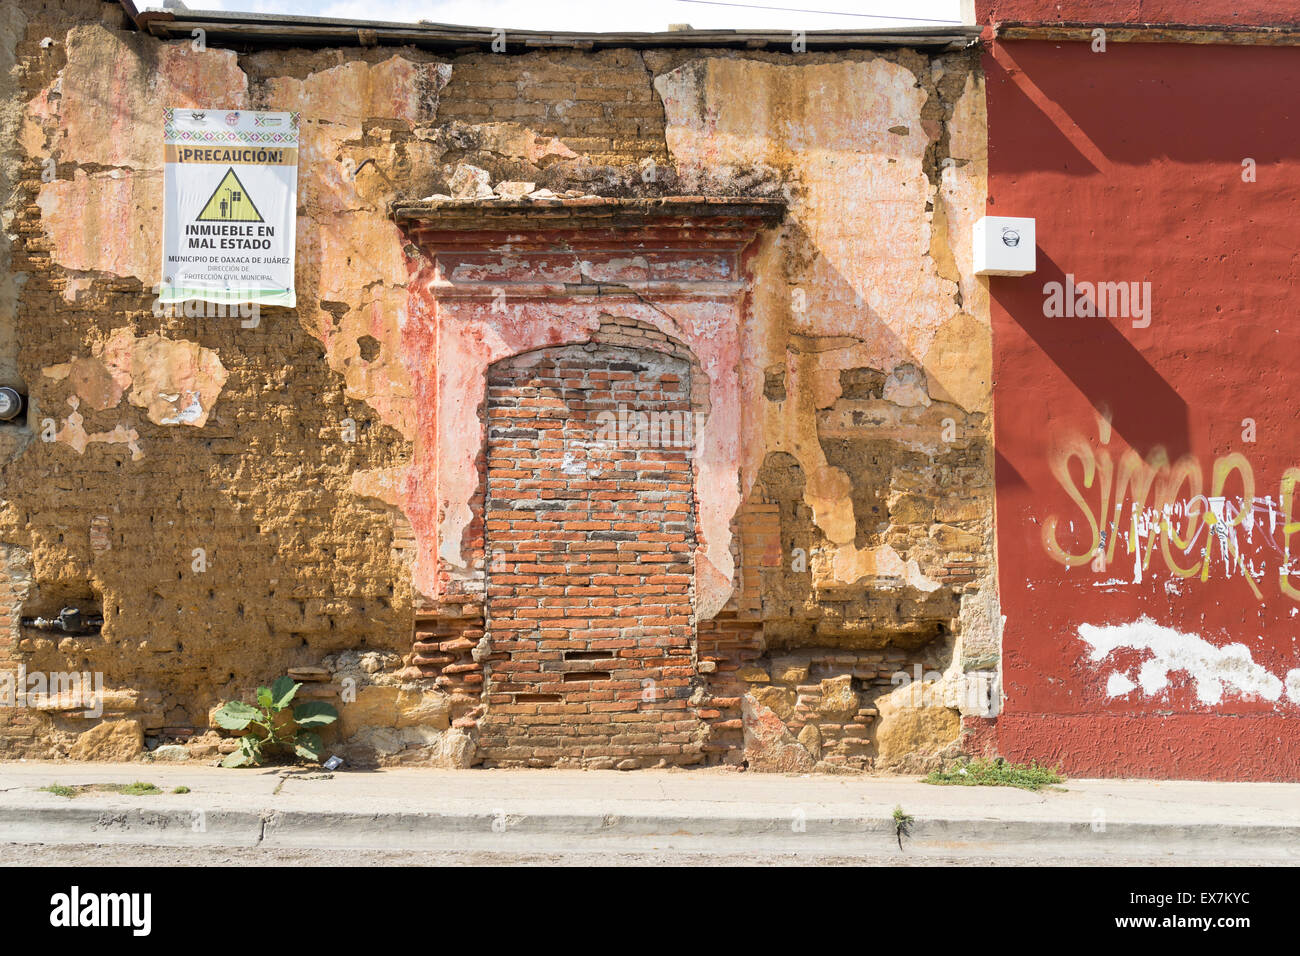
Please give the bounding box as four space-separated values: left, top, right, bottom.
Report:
435 49 669 170
695 619 935 770
735 501 782 615
695 615 764 761
410 600 486 729
477 341 701 767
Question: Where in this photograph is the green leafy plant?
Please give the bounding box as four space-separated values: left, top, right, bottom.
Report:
892 804 914 849
213 676 337 768
924 757 1064 791
41 783 75 798
172 786 190 794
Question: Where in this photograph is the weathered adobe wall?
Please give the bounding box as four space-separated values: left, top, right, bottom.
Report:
0 0 993 769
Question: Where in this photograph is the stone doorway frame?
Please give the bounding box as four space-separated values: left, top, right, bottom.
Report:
393 196 784 734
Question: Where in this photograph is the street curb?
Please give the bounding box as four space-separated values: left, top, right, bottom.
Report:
0 805 266 848
2 803 1298 858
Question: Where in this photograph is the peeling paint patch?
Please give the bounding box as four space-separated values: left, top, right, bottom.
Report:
350 466 406 509
1080 616 1284 706
51 24 249 171
43 329 227 435
36 169 162 286
54 396 142 460
831 541 942 593
471 122 580 167
657 55 990 601
265 56 446 142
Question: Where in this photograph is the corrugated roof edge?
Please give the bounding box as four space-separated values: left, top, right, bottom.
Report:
119 3 981 51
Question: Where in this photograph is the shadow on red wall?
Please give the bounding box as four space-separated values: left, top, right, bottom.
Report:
986 38 1300 779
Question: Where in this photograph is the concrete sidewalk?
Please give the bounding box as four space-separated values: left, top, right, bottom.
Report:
0 761 1296 861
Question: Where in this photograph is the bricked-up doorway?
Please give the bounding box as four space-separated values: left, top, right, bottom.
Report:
395 196 784 767
479 340 700 767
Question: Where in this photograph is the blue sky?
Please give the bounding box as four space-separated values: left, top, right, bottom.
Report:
138 1 964 32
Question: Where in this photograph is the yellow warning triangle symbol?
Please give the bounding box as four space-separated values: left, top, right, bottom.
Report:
195 168 264 222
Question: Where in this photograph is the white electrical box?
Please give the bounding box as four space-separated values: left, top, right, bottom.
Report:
973 216 1035 276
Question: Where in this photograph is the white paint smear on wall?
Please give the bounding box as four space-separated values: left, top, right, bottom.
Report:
1105 672 1138 696
1078 616 1284 706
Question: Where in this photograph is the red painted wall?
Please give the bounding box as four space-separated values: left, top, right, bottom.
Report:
985 37 1300 779
977 0 1300 27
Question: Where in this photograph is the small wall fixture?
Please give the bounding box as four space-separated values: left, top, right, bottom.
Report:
973 216 1035 276
0 387 24 422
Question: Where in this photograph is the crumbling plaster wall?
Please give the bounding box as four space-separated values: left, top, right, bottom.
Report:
0 0 993 767
649 50 997 767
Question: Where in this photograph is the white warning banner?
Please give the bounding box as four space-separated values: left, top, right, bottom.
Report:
159 108 300 307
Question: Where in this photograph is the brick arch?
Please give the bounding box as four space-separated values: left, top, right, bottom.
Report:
475 334 706 767
456 315 712 590
589 314 712 416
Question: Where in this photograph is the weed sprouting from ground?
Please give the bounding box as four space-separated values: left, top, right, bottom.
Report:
116 781 161 796
892 804 914 849
39 781 165 798
924 758 1064 791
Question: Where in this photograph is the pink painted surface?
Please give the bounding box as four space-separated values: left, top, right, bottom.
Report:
398 219 771 616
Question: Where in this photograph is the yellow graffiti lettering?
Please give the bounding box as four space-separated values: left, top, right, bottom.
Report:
1040 418 1300 602
1042 433 1099 567
1281 468 1300 600
1105 446 1168 566
1157 455 1204 578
